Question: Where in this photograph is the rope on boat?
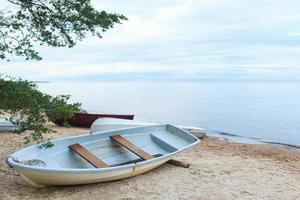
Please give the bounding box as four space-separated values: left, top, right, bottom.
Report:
5 156 46 167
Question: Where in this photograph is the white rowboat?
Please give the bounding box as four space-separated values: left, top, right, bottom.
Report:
6 124 199 187
90 118 206 138
0 117 19 132
90 118 156 133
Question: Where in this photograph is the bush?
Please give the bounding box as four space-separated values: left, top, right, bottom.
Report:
0 75 81 148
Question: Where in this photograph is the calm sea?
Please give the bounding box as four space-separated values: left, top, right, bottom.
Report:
38 82 300 147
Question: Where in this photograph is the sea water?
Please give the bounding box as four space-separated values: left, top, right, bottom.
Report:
38 82 300 147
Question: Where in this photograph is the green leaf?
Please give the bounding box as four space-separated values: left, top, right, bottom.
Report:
0 0 127 60
0 75 81 148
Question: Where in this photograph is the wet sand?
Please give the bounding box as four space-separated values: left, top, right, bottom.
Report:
1 124 299 200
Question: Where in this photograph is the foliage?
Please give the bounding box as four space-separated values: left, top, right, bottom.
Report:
0 75 81 148
0 0 127 60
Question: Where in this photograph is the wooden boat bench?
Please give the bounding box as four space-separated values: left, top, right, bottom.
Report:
110 135 190 168
69 135 155 169
110 135 154 160
69 143 109 168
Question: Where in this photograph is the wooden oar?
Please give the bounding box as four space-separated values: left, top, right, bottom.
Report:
167 159 190 168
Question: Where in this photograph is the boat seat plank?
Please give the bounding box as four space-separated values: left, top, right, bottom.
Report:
110 135 154 160
69 143 109 168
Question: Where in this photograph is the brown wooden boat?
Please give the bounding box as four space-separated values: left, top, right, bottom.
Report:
54 112 134 128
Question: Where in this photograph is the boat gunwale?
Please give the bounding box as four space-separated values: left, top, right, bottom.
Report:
6 124 200 173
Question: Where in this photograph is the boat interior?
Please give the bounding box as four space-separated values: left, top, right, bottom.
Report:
69 134 162 168
16 125 198 169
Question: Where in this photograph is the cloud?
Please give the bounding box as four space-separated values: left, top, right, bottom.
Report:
1 0 300 81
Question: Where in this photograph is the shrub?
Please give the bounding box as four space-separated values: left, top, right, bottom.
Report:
0 75 81 148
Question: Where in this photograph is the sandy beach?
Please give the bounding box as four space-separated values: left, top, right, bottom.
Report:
1 124 299 200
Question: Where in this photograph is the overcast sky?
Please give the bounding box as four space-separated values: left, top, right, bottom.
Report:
1 0 300 81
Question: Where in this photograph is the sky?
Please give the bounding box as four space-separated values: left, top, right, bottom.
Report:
1 0 300 82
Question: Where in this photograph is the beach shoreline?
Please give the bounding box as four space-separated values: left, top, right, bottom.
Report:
1 124 299 200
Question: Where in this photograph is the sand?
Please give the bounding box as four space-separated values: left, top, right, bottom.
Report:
0 124 299 200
